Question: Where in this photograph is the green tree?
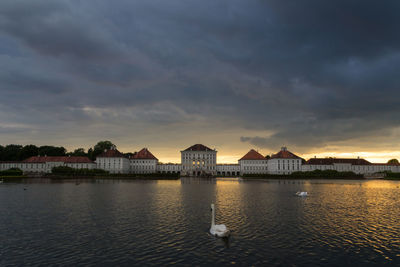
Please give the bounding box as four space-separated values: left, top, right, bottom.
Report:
19 145 39 160
87 148 94 160
3 144 23 161
90 141 114 160
0 145 4 160
0 168 23 176
68 148 87 157
38 146 66 157
387 159 399 165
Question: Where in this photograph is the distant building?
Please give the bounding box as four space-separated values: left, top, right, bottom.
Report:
157 163 182 174
216 164 240 176
96 145 130 174
267 147 303 174
239 149 268 175
0 161 20 171
180 144 217 176
302 157 400 174
0 156 95 174
1 143 399 177
130 148 158 174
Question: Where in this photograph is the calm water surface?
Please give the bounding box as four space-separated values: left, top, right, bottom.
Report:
1 178 400 266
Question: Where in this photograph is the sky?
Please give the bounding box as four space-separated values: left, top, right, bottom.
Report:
0 0 400 163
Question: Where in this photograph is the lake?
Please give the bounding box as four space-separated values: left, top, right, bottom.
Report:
1 178 400 266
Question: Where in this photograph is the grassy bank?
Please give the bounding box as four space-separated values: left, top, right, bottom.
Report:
0 176 26 181
383 172 400 180
48 166 180 179
242 170 365 180
0 168 25 181
46 175 180 180
0 168 24 176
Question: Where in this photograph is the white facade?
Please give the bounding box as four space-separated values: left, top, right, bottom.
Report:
302 162 400 175
268 158 302 174
130 159 158 174
216 164 240 176
0 162 20 171
267 147 302 175
181 144 217 176
96 157 130 174
239 160 268 175
157 163 182 174
96 147 130 174
129 148 158 174
64 162 96 169
0 157 96 174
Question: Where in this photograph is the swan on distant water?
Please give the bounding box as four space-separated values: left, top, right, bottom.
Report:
296 191 308 197
210 204 230 237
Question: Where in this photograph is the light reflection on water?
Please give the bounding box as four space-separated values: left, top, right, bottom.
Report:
1 178 400 266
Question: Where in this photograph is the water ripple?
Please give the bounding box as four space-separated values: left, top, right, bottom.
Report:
1 179 400 266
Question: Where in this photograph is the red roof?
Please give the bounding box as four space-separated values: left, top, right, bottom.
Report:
271 147 301 159
306 158 372 165
97 148 126 158
183 144 214 151
239 149 266 161
23 156 94 163
130 148 158 160
372 163 399 166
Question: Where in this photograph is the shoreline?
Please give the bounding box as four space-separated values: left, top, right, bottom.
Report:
45 175 180 180
2 176 398 181
241 176 367 180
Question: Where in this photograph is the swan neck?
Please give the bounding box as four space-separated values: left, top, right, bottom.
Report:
211 207 215 226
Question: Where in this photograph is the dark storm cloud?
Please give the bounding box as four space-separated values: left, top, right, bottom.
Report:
0 0 400 152
0 55 69 94
0 1 124 60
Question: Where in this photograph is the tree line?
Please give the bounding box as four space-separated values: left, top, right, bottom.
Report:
0 141 117 161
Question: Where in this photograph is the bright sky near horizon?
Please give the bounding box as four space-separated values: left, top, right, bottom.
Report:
1 1 400 164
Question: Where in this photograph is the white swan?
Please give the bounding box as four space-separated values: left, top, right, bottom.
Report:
296 191 308 197
210 204 230 237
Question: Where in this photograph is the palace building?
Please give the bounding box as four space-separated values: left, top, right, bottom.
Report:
239 149 268 175
130 148 158 174
180 144 217 176
0 155 96 174
96 145 130 174
268 147 303 175
302 157 399 174
1 143 399 176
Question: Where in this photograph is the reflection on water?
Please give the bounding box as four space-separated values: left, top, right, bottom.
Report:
1 178 400 266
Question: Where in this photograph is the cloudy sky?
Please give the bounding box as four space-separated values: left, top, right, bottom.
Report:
0 0 399 163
